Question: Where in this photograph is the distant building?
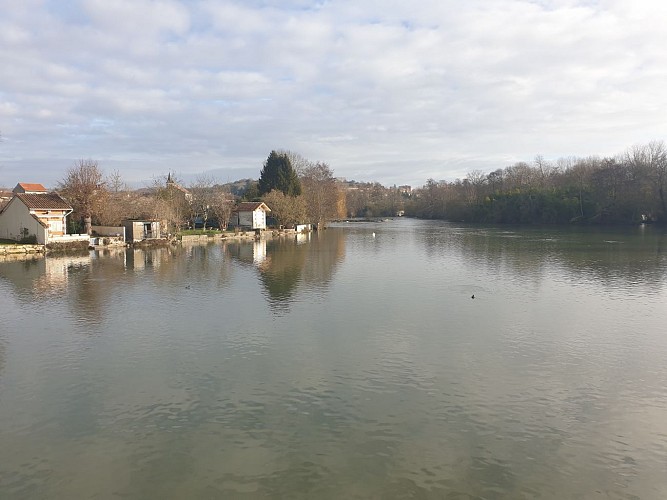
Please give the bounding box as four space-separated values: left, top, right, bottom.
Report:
166 173 192 202
398 185 412 195
231 202 271 230
0 189 12 211
13 182 49 194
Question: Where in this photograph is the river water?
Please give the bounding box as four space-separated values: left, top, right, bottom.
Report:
1 219 667 499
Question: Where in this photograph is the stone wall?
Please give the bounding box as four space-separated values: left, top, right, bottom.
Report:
0 244 44 255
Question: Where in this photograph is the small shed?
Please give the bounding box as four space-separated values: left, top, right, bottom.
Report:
121 219 161 242
232 202 271 230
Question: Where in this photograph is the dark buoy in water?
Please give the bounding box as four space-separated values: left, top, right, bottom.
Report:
471 294 475 299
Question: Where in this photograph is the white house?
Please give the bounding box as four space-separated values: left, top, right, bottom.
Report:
0 188 77 244
232 202 271 230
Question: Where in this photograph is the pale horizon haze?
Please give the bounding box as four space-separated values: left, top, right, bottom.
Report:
1 0 666 189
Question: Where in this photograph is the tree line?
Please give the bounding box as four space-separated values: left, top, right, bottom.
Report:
408 140 667 225
246 150 346 228
50 139 667 233
56 150 348 234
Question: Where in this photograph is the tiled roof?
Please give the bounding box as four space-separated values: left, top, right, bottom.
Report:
235 202 271 212
169 183 190 194
14 182 48 193
16 193 73 210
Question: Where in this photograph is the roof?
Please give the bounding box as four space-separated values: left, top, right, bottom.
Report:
31 214 48 228
235 201 271 212
15 192 73 211
166 175 191 195
14 183 48 193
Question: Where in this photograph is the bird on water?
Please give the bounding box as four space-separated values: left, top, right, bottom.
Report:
471 294 475 299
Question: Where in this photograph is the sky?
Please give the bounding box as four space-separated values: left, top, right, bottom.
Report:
1 0 666 189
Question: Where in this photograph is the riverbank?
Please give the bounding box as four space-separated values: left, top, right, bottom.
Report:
0 243 44 256
0 228 305 260
179 227 302 244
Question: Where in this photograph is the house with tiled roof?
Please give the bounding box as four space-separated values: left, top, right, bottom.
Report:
13 183 49 194
166 173 193 202
231 201 271 230
0 184 83 244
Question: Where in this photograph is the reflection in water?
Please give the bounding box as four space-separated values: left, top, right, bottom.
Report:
0 235 345 330
417 223 667 295
257 239 307 307
0 254 89 299
0 335 4 382
1 221 667 499
225 231 346 311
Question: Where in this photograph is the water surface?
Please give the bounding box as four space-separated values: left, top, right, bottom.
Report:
1 219 667 499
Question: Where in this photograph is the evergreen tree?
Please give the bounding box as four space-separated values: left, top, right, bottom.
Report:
258 151 302 197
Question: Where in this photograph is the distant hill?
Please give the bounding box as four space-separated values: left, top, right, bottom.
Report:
217 178 257 197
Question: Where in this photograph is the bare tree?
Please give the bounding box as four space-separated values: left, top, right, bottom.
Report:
624 140 667 218
504 162 535 191
565 156 600 218
262 190 307 227
301 162 340 227
280 150 313 177
151 173 191 234
487 169 505 193
188 175 232 229
107 169 127 193
464 170 487 205
208 188 232 230
58 159 108 234
97 170 131 226
534 155 557 188
189 175 215 229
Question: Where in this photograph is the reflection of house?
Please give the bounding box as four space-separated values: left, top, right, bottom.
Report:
0 254 91 298
225 239 267 265
0 183 77 244
251 239 267 264
121 219 161 242
231 202 271 230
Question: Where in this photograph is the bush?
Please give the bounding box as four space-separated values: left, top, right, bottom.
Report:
19 234 38 244
45 240 89 253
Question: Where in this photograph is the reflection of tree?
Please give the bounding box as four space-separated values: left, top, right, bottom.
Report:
225 231 347 310
301 230 346 290
0 251 129 330
417 221 667 292
258 239 308 305
68 251 126 328
260 231 347 309
0 257 48 297
161 243 231 287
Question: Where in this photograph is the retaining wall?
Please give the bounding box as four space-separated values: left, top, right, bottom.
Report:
0 244 44 255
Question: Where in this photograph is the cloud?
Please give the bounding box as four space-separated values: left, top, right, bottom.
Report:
0 0 666 188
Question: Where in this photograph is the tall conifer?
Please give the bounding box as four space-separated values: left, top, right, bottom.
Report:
258 151 302 196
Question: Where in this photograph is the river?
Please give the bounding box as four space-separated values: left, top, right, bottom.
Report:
1 219 666 499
